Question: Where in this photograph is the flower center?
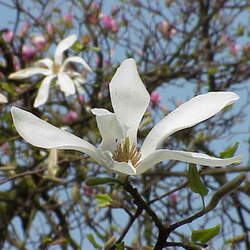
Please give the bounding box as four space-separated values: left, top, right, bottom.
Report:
112 137 141 168
53 64 61 74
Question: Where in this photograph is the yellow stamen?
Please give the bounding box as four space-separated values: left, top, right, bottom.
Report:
53 64 61 74
112 137 141 168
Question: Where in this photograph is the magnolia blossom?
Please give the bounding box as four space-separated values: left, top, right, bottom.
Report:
11 59 241 175
9 35 91 107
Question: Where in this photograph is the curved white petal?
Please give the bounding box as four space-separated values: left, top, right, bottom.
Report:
91 108 126 152
141 92 239 156
57 72 75 96
9 68 50 79
110 160 137 175
0 93 7 103
11 107 103 164
109 58 150 144
54 35 77 65
34 75 55 108
35 58 54 70
62 56 92 72
137 149 241 175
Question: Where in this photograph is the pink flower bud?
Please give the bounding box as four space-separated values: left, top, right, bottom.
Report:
22 45 36 62
101 15 119 33
46 23 54 34
32 35 46 51
228 41 239 56
63 110 78 123
150 91 161 106
2 30 13 42
169 193 177 207
78 96 85 103
83 185 94 197
19 21 30 37
111 5 119 15
63 13 73 23
157 20 176 38
0 142 9 154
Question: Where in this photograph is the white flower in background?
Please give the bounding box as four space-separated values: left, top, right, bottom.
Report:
11 59 241 175
0 93 7 103
9 35 91 107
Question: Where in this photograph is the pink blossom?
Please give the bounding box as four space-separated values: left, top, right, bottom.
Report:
63 110 78 123
150 91 161 106
22 45 36 62
19 21 30 37
46 23 54 34
2 30 13 42
101 15 118 33
32 35 46 51
63 13 73 23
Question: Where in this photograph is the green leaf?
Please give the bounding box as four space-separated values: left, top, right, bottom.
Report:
89 46 101 52
115 242 125 250
85 177 120 186
86 234 102 249
220 142 239 159
94 194 112 208
0 82 15 95
191 224 221 243
71 41 83 52
188 164 208 197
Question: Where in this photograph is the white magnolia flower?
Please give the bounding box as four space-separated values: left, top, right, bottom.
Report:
9 35 91 107
0 93 7 103
11 59 241 175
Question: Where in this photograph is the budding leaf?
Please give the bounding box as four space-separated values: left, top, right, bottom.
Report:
71 41 83 52
220 142 239 159
191 224 221 243
86 234 101 249
115 242 125 250
188 164 208 197
85 177 120 186
94 194 112 208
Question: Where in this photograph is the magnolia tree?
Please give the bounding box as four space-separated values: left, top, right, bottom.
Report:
1 0 250 249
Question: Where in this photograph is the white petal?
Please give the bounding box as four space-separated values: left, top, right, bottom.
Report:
109 58 150 144
0 93 7 103
110 160 137 175
35 58 53 69
9 68 50 79
34 75 55 108
11 107 103 164
141 92 239 156
62 56 92 72
137 149 241 175
54 35 77 65
91 108 126 152
57 72 76 96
